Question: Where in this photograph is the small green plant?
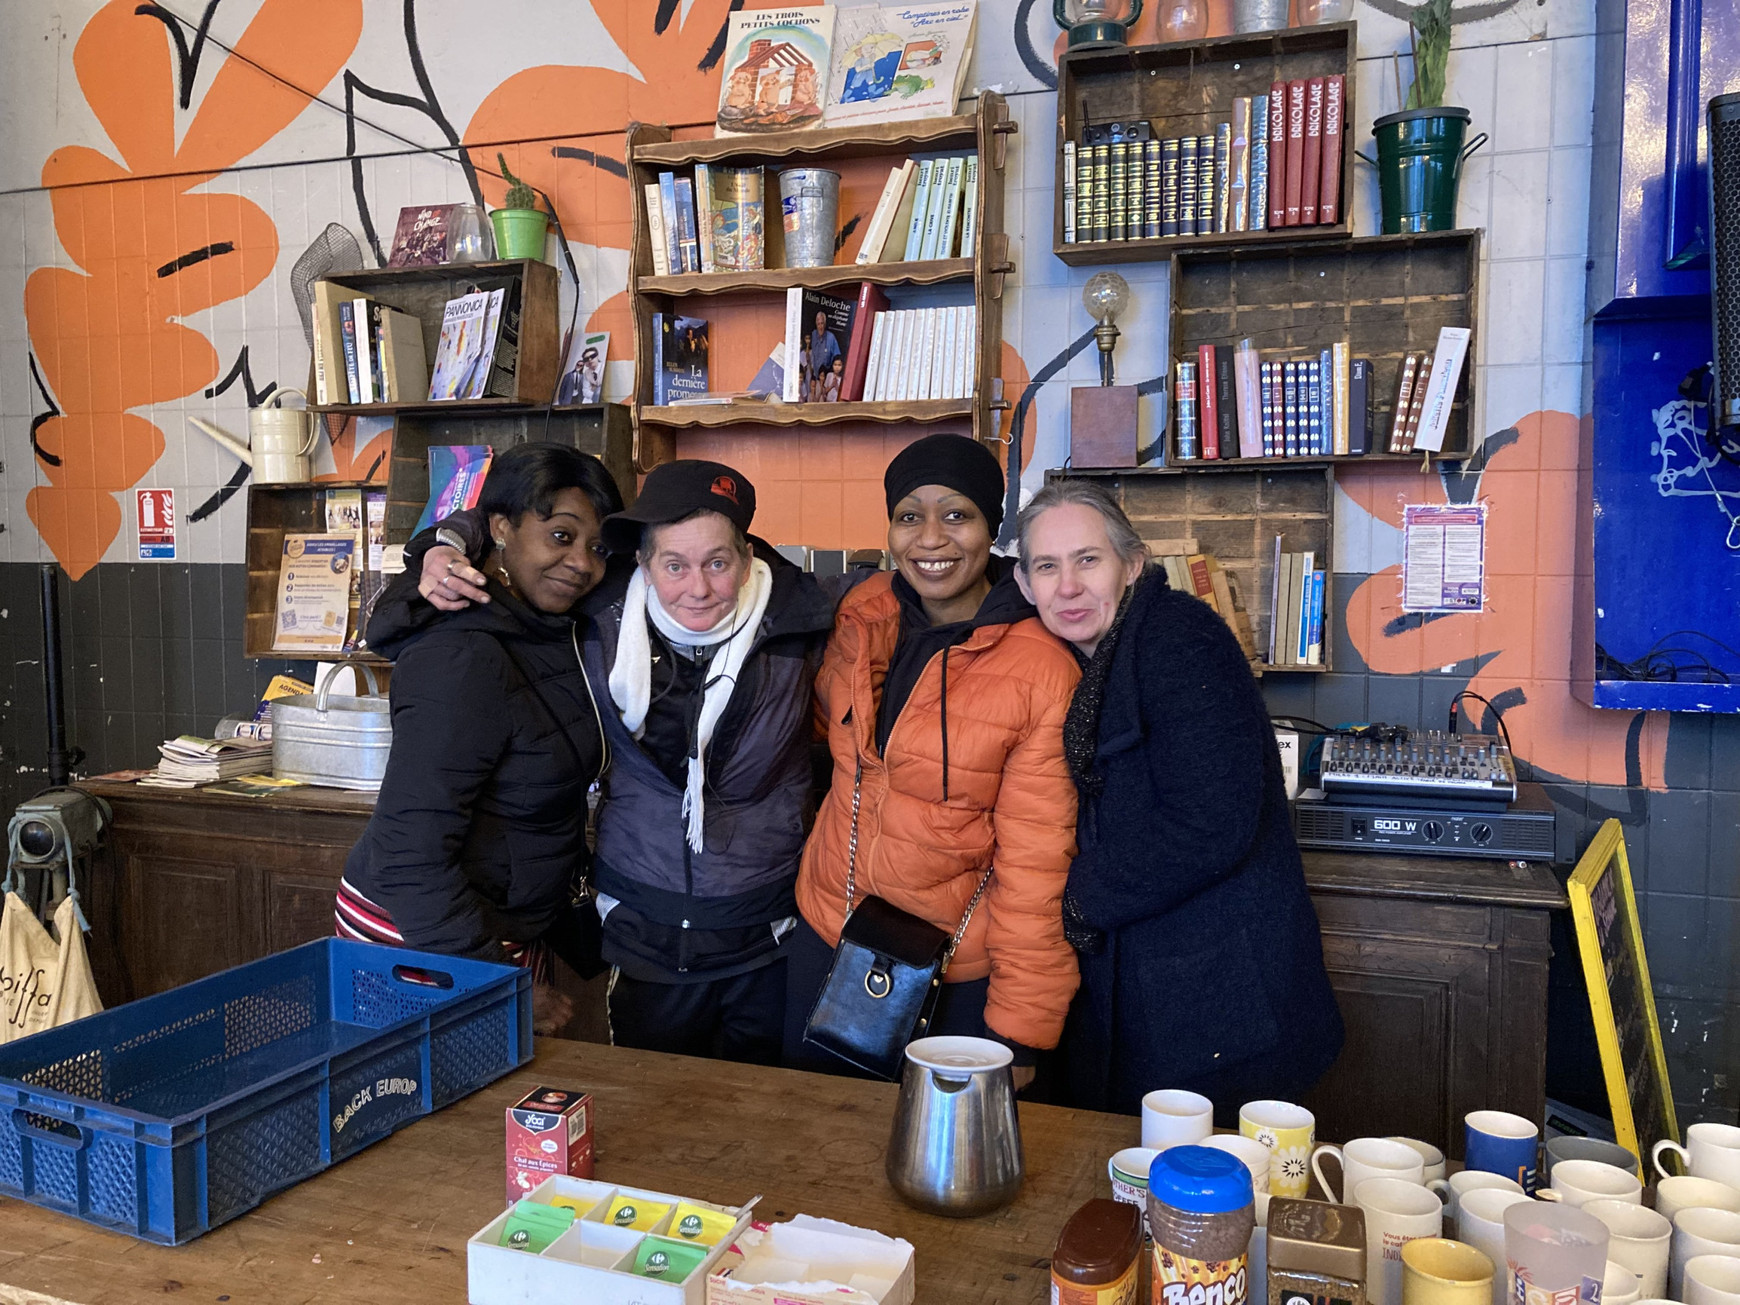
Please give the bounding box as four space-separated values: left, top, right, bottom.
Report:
497 153 539 211
1404 0 1453 110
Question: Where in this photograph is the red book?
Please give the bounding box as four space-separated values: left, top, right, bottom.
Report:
1301 77 1326 224
1319 74 1346 225
1284 80 1307 226
1268 82 1288 230
839 282 890 401
1197 344 1221 459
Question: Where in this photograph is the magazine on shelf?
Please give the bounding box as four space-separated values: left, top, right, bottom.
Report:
427 291 492 400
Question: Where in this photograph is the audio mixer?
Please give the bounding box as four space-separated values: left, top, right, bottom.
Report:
1319 730 1517 808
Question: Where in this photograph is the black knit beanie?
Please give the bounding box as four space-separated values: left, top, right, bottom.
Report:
883 433 1005 532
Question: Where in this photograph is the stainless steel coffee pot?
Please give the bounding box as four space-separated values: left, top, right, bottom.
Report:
885 1036 1024 1217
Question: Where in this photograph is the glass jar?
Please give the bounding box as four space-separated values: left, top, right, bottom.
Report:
1157 0 1208 42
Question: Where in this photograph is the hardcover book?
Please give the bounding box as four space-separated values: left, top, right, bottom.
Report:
1198 344 1220 459
1268 83 1288 230
1229 97 1252 233
717 8 835 136
1301 77 1325 224
785 288 857 402
1319 74 1345 225
1250 94 1270 232
1284 80 1307 226
1178 136 1199 238
1160 137 1181 238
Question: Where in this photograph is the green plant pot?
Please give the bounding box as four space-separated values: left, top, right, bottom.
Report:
1364 107 1488 234
490 208 548 261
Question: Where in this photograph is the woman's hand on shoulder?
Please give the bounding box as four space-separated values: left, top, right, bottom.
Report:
420 545 490 611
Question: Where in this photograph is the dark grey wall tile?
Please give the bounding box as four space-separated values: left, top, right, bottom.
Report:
1260 674 1316 722
161 568 194 642
1710 792 1740 900
126 565 163 640
1367 675 1424 731
1666 713 1714 790
1313 673 1368 728
1712 717 1740 795
1643 892 1704 990
1648 789 1710 897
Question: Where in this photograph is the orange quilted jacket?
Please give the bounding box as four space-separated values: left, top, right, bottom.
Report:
795 572 1082 1050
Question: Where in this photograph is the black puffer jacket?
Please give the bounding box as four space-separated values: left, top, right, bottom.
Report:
343 579 606 960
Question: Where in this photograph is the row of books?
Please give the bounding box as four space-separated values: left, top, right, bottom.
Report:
1061 76 1345 244
645 166 766 275
311 278 523 405
859 305 977 402
854 154 981 264
1155 547 1260 663
1269 543 1326 668
1171 327 1471 462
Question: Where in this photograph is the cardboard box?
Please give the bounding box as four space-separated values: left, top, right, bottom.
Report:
707 1215 916 1305
468 1175 749 1305
506 1086 594 1204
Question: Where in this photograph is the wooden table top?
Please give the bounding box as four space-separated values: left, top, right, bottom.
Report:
0 1038 1139 1305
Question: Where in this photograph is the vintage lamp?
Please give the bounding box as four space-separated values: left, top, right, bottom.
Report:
6 788 109 927
1069 272 1141 467
1054 0 1144 50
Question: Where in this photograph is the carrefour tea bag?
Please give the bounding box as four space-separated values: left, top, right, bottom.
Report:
605 1193 673 1232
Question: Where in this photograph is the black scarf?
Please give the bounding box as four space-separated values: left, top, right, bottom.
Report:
1062 574 1142 796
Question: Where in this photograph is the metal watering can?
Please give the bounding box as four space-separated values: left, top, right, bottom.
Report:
885 1036 1024 1217
188 389 319 483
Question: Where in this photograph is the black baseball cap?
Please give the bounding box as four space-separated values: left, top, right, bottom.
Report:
600 459 756 554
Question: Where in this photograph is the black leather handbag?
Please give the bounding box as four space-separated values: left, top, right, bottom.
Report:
802 761 993 1080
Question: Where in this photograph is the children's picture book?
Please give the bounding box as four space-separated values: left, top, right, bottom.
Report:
386 204 458 266
716 8 836 136
824 2 978 128
427 291 493 400
557 331 610 405
414 445 494 535
272 535 356 655
653 315 710 404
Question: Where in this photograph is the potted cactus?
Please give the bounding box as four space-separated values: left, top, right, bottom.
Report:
490 153 549 261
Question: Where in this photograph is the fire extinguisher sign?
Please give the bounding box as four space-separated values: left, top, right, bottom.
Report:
136 488 176 560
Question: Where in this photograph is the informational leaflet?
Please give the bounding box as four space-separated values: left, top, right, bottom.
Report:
272 534 355 654
1401 502 1486 613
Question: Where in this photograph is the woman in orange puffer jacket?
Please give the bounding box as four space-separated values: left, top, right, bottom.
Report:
783 435 1081 1087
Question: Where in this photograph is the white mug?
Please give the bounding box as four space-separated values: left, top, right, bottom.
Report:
1389 1136 1449 1185
1455 1187 1534 1305
1143 1089 1214 1151
1656 1124 1740 1188
1356 1176 1447 1305
1109 1146 1160 1225
1200 1133 1274 1192
1674 1208 1740 1298
1544 1158 1643 1207
1605 1258 1642 1305
1313 1137 1443 1206
1448 1170 1525 1224
1659 1177 1740 1224
1685 1254 1740 1305
1585 1198 1671 1300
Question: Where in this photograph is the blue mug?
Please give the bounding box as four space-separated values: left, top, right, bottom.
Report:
1465 1109 1540 1191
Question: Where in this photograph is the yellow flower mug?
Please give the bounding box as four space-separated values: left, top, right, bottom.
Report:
1240 1100 1317 1198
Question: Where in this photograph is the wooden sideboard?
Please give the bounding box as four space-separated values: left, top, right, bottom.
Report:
76 781 1565 1155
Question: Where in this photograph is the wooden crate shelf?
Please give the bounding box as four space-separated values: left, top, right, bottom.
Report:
1057 463 1337 673
244 481 388 666
625 95 1014 473
1054 24 1357 264
1169 230 1482 461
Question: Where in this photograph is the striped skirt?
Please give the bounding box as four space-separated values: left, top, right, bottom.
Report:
334 877 550 981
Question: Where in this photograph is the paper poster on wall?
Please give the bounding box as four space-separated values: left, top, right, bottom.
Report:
136 488 175 561
1401 502 1485 613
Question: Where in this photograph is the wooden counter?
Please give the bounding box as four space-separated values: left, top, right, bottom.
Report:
0 1038 1140 1305
77 781 1567 1157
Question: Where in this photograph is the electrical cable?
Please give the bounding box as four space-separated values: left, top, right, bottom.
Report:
1447 690 1512 754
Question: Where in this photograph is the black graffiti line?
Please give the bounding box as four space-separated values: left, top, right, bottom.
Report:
1013 0 1058 92
156 241 234 277
204 345 278 407
550 145 629 178
700 0 748 73
402 0 481 204
186 460 251 523
997 325 1099 546
27 353 62 469
135 0 222 110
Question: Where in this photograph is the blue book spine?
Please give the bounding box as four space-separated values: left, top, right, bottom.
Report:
651 311 667 404
1307 570 1324 662
339 301 360 403
1298 569 1314 663
658 173 680 273
1318 348 1333 453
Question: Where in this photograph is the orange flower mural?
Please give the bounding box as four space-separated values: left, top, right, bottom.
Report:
25 0 363 579
1341 411 1669 790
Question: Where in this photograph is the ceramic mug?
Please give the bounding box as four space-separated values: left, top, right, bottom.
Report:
1605 1258 1643 1305
1390 1136 1450 1185
1656 1124 1740 1188
1241 1100 1317 1199
1685 1254 1740 1305
1584 1198 1671 1300
1110 1145 1160 1235
1313 1137 1448 1206
1658 1177 1740 1224
1143 1089 1215 1151
1201 1133 1274 1193
1357 1176 1449 1305
1542 1158 1643 1208
1545 1135 1642 1179
1455 1187 1534 1305
1401 1237 1494 1305
1673 1207 1740 1298
1465 1110 1540 1192
1447 1170 1525 1225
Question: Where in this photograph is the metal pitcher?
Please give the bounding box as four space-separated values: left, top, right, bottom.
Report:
886 1036 1024 1217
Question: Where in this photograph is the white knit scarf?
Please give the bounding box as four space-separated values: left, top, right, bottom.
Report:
608 557 773 853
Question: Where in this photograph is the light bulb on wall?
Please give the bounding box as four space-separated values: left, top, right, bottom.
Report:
1082 271 1130 386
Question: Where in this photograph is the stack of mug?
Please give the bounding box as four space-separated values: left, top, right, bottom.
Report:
1106 1101 1740 1305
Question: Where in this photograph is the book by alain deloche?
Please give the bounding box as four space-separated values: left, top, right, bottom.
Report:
824 2 978 128
716 9 836 136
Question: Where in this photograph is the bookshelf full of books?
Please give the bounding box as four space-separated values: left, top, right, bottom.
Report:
1053 24 1355 265
624 94 1014 472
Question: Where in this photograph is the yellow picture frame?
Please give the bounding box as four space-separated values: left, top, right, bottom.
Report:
1566 818 1679 1165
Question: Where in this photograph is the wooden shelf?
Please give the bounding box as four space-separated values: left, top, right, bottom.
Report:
1053 24 1357 263
640 399 973 430
635 112 983 167
1072 451 1451 473
637 259 974 297
309 397 537 416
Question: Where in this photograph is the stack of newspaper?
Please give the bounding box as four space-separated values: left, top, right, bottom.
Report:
140 735 274 788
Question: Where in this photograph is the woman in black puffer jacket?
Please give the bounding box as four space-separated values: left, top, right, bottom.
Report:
337 443 622 1031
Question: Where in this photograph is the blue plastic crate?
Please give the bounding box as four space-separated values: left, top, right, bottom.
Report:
0 938 531 1244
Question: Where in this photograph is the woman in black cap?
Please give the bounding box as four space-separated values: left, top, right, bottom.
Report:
787 434 1082 1087
404 459 846 1065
